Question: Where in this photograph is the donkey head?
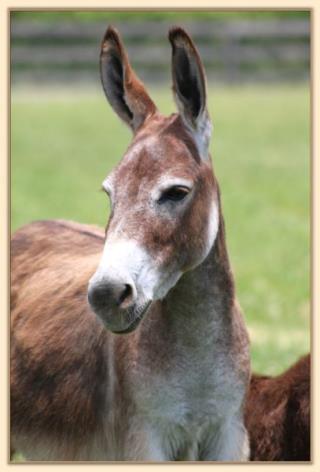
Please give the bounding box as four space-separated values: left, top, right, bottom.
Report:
88 26 220 334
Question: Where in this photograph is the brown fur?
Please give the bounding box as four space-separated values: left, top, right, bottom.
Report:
106 113 217 271
11 27 250 461
11 220 249 460
11 221 108 453
100 26 157 131
245 354 310 461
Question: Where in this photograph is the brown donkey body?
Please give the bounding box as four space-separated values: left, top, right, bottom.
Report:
245 354 310 461
11 27 250 461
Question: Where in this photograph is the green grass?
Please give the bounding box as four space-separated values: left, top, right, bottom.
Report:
11 84 310 376
11 11 310 22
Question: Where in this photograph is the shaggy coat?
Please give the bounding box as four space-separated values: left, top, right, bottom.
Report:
245 354 310 461
10 26 250 461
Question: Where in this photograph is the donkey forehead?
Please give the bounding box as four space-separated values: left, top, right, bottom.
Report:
107 114 203 191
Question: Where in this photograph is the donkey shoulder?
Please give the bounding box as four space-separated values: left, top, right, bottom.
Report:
11 220 110 445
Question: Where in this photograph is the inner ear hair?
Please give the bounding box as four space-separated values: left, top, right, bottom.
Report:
173 46 202 121
169 27 206 126
100 28 134 126
100 26 157 132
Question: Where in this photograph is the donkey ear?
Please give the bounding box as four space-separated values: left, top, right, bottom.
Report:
100 26 157 132
169 27 212 159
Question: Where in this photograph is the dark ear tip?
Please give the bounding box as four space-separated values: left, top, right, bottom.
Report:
104 25 119 41
168 26 192 46
101 25 122 53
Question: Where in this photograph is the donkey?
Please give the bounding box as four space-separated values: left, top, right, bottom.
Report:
245 354 310 461
10 26 250 461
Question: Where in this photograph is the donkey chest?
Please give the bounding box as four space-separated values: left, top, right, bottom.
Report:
126 360 242 461
133 356 240 430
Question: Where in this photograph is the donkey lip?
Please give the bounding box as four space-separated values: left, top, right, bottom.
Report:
112 300 152 335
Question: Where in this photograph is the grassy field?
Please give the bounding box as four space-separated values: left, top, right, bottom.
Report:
12 11 309 22
11 84 310 376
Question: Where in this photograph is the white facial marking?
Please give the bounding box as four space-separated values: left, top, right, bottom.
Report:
89 239 182 302
158 176 193 190
152 176 193 201
102 177 114 195
204 201 219 260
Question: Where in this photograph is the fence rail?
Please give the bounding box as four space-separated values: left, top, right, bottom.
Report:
11 19 310 84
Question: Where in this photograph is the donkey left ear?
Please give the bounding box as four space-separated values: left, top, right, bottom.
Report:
169 27 212 160
100 26 157 133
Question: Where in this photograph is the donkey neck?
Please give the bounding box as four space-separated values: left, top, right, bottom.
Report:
168 214 234 327
138 200 236 349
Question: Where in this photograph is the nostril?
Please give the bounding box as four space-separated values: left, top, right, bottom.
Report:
88 284 106 308
118 283 133 308
88 279 136 311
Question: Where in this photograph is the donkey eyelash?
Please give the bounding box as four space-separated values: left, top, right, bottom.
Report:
157 185 191 204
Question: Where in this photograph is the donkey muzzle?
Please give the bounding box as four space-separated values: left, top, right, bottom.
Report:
88 274 136 313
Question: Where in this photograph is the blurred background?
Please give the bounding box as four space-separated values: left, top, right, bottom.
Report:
11 11 310 376
11 11 310 85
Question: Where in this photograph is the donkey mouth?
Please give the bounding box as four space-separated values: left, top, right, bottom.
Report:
111 300 152 335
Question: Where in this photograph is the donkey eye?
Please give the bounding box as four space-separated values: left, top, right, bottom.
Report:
158 186 190 204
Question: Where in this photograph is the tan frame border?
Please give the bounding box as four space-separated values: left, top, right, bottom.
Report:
1 1 319 471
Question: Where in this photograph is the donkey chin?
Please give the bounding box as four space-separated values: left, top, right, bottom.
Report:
86 274 151 334
91 297 152 334
87 268 182 334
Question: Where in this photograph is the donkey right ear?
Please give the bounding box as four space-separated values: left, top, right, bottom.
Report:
169 27 212 160
100 26 157 132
